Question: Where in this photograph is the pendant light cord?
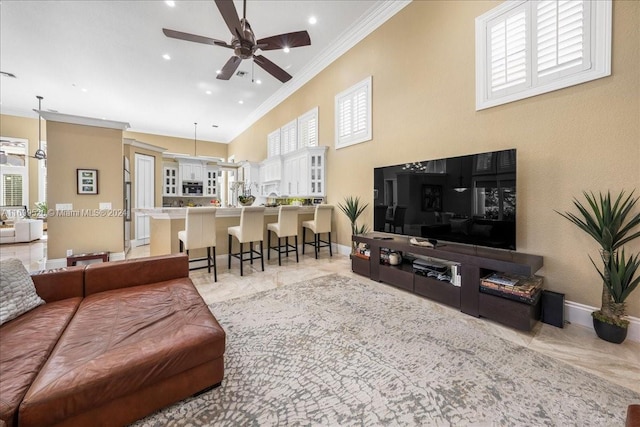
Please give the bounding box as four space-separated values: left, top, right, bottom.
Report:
194 122 198 156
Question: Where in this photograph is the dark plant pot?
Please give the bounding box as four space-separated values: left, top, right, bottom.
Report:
593 316 627 344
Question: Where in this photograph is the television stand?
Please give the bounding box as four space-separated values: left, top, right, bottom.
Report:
352 233 543 331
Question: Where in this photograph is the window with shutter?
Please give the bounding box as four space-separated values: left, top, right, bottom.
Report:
476 0 610 111
297 107 318 149
335 76 372 149
280 120 297 154
267 129 281 158
488 5 528 96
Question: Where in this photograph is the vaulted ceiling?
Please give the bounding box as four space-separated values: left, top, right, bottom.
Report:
0 0 408 143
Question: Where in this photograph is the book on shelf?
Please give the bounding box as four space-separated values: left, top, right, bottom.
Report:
480 274 543 304
482 273 519 287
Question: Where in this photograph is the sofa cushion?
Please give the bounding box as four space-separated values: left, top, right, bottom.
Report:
0 297 82 427
0 259 45 326
19 278 225 427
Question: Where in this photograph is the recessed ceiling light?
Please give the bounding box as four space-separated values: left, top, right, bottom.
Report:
216 70 222 75
238 100 244 104
81 88 88 93
162 53 171 60
205 90 212 95
165 1 175 7
256 79 262 85
283 47 290 53
308 16 317 25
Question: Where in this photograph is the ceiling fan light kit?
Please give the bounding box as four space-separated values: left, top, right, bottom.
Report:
162 0 311 83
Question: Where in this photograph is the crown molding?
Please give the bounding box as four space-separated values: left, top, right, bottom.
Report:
38 110 130 130
123 138 167 153
229 0 411 143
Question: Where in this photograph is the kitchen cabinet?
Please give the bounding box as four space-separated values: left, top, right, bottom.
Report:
163 164 178 196
180 163 204 182
205 167 219 197
259 156 283 196
281 146 326 197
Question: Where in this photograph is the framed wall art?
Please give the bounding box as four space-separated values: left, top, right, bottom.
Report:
77 169 98 195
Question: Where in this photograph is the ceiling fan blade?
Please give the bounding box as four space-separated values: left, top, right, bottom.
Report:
162 28 232 48
256 31 311 51
217 56 242 80
253 55 292 83
215 0 243 40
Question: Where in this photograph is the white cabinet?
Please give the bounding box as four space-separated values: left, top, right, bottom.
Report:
180 163 203 182
163 164 178 196
205 167 218 197
259 156 283 196
308 149 325 196
239 161 260 186
282 146 327 197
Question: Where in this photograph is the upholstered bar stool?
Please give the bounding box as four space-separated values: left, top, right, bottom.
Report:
227 206 266 276
302 204 334 259
178 207 217 281
266 205 300 266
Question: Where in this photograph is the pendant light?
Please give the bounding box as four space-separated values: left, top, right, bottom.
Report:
34 96 46 160
193 122 198 156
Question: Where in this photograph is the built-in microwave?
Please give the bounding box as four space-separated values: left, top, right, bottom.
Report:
182 181 203 195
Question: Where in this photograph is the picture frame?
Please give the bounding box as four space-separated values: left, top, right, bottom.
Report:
77 169 98 195
421 184 442 211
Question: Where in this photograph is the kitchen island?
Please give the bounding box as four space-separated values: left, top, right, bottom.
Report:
137 206 317 258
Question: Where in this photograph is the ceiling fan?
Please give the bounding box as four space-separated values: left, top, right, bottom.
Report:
162 0 311 83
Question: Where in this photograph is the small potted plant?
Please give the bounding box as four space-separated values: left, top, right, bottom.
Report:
338 196 369 252
558 190 640 343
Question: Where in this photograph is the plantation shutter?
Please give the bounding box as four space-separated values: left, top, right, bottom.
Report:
488 4 529 97
267 129 280 158
280 120 297 154
3 175 23 206
535 0 590 83
297 108 318 149
335 76 372 149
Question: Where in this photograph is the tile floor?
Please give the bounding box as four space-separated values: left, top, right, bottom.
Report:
2 238 639 394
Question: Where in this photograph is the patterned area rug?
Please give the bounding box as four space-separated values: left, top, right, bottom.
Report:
134 275 639 426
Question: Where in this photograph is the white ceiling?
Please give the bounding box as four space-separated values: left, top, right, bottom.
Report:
0 0 408 144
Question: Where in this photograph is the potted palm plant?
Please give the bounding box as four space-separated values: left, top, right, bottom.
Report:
558 190 640 343
338 196 369 252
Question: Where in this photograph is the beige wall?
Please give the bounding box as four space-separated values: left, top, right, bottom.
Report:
124 131 228 159
0 114 47 208
229 0 640 316
46 121 124 259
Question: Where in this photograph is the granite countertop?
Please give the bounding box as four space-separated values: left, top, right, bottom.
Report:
136 206 317 219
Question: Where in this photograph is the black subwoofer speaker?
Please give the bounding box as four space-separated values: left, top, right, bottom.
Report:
541 290 565 328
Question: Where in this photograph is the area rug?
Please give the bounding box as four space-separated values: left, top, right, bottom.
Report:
134 274 639 426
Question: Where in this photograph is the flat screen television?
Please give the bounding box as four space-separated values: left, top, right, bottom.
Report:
373 149 517 250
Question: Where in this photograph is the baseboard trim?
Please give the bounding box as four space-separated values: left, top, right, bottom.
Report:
565 300 639 343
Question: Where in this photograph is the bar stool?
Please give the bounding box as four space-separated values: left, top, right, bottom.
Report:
267 205 299 266
227 206 265 276
302 204 333 259
178 207 217 281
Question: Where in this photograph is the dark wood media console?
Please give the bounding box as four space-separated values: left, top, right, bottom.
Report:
352 233 543 331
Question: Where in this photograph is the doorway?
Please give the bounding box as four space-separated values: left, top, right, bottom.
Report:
134 153 154 246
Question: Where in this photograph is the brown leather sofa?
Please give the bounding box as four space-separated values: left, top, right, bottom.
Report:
0 254 225 427
629 405 640 427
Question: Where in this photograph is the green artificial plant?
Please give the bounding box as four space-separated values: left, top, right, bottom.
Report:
558 190 640 327
338 196 369 236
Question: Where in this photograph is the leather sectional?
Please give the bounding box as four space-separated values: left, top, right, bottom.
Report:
0 254 226 427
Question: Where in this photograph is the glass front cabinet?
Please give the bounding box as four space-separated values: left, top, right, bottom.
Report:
163 163 178 196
